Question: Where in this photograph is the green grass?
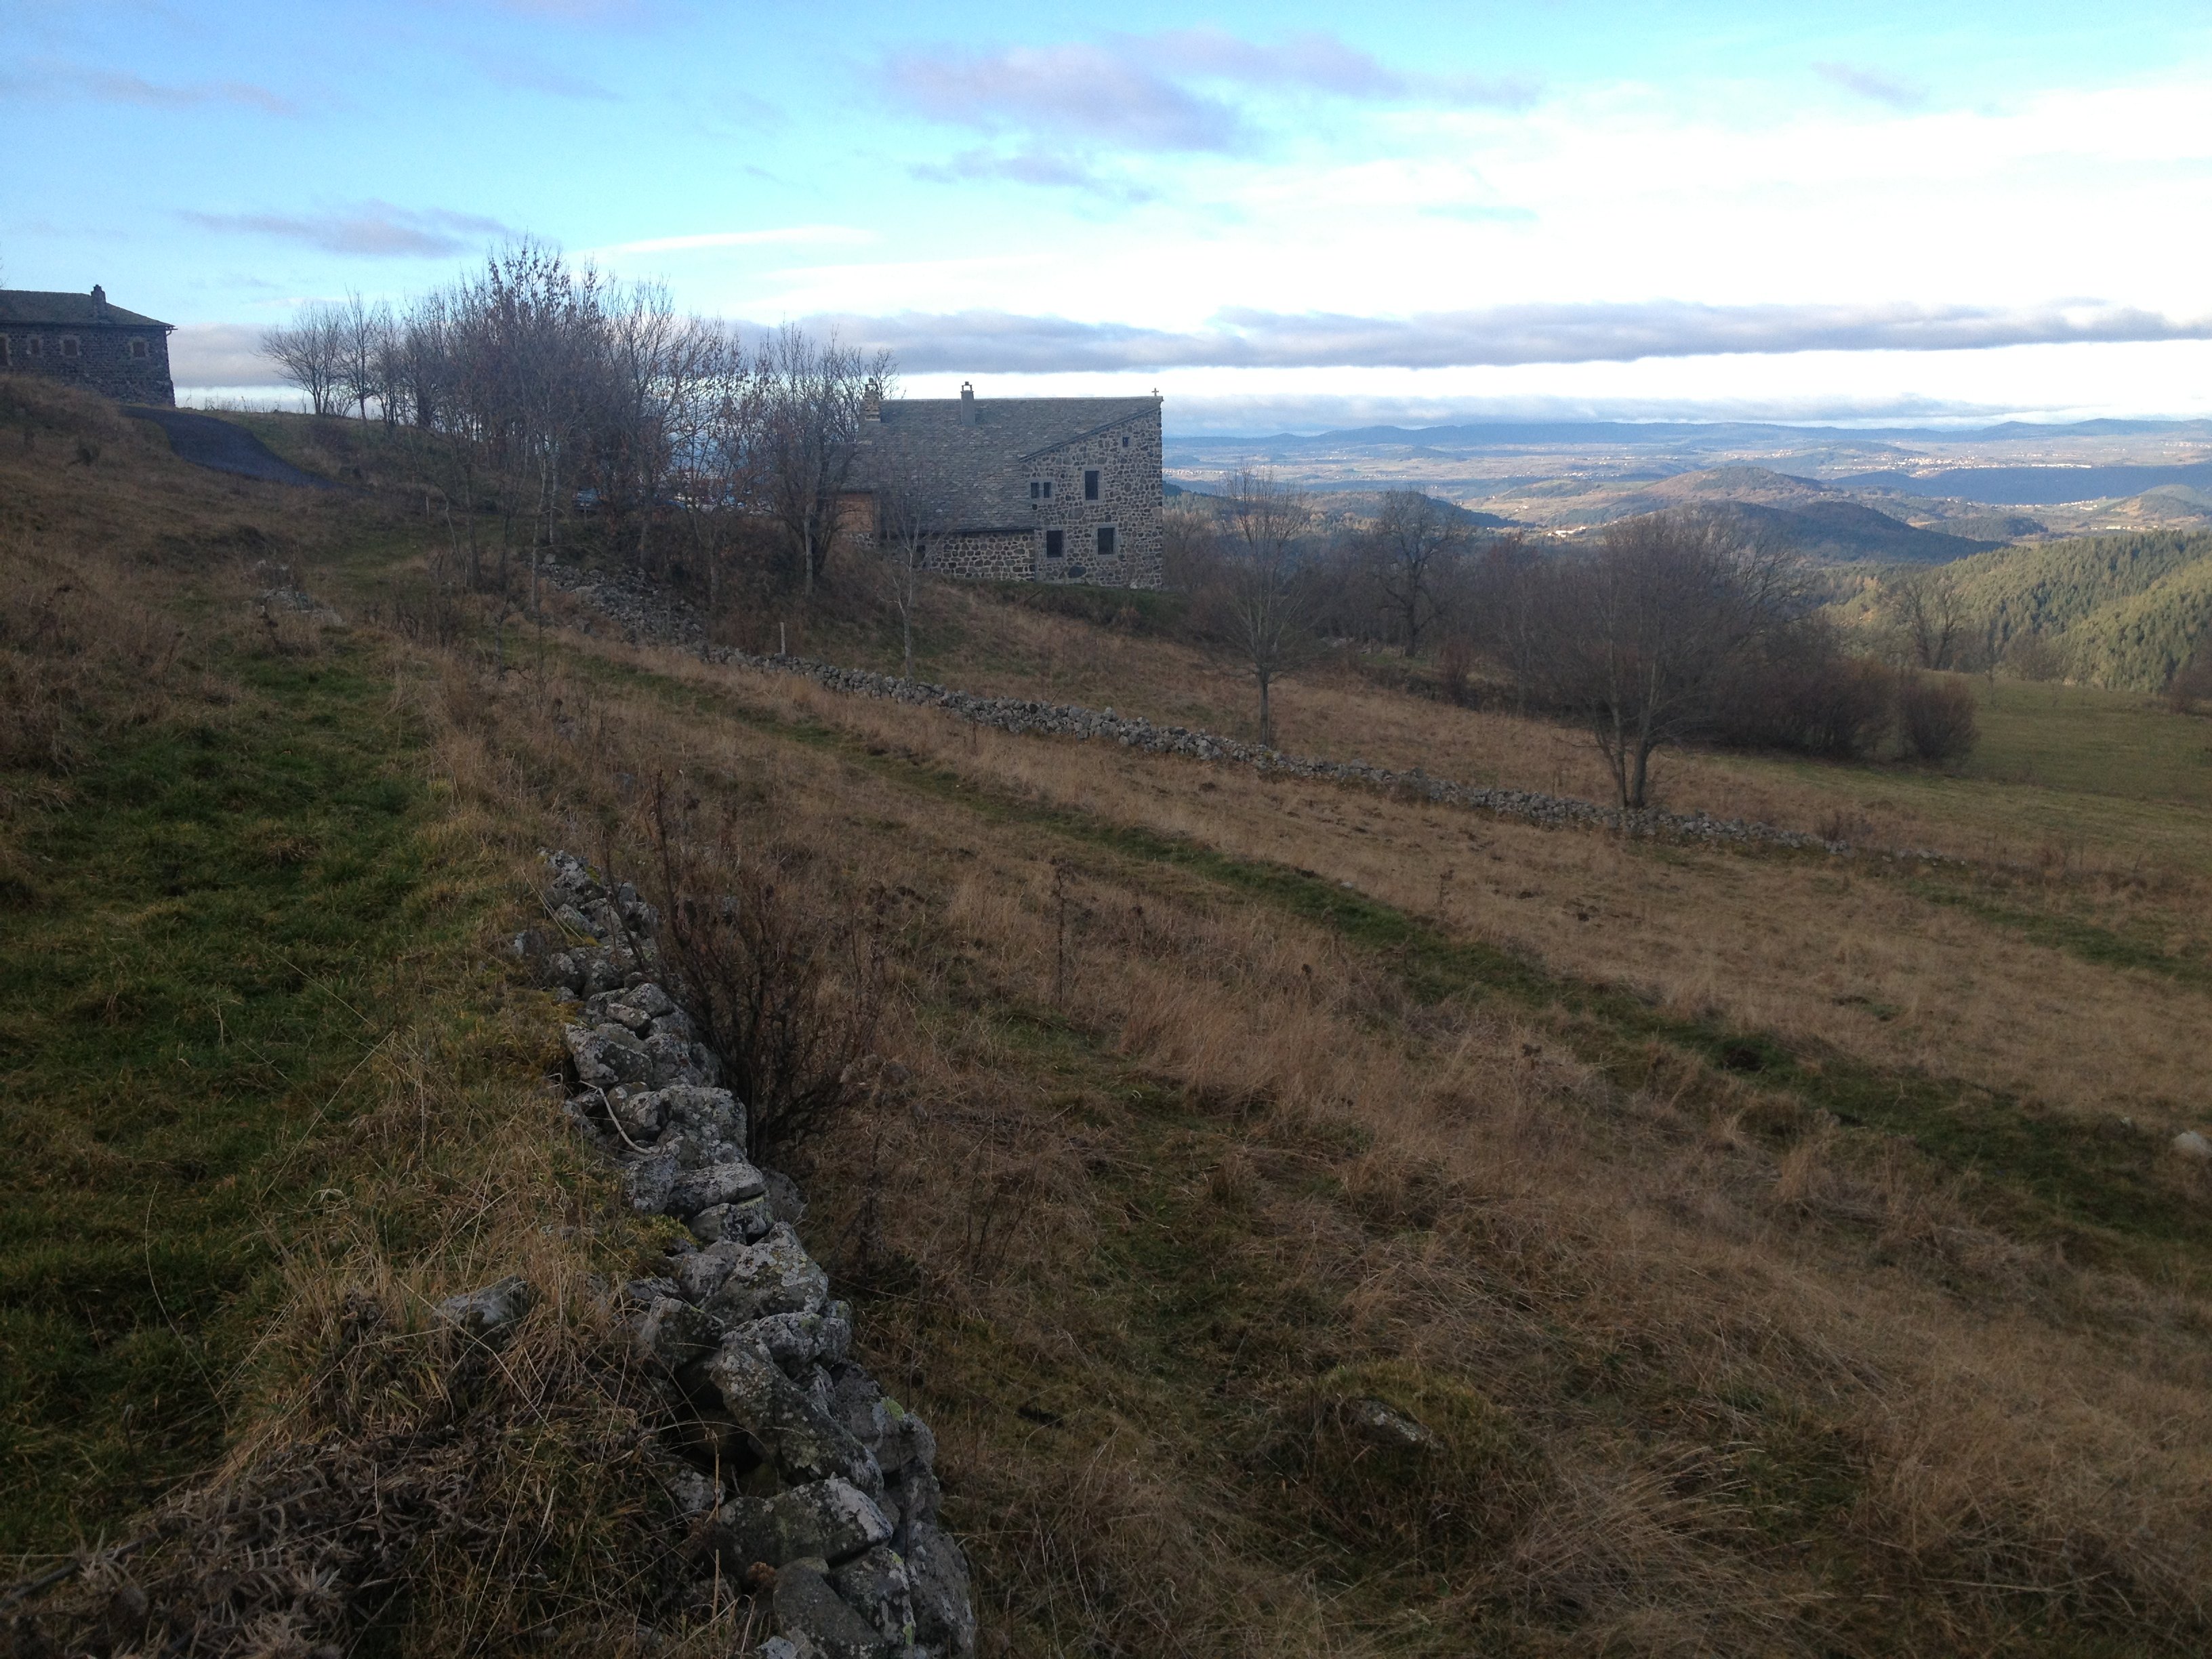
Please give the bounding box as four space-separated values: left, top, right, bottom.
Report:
0 640 484 1557
1963 676 2212 806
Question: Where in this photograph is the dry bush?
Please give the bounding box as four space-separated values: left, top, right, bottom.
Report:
1896 672 1980 764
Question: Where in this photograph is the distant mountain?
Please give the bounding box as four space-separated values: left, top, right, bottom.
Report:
1830 460 2212 506
1172 417 2212 453
1590 467 1999 563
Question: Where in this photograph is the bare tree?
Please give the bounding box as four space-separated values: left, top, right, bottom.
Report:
1368 489 1465 655
334 291 391 422
1530 511 1797 809
1886 571 1967 670
261 304 346 417
756 327 890 596
1213 469 1318 747
874 460 947 680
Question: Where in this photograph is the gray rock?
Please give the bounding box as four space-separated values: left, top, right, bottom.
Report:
663 1464 722 1518
647 1030 706 1086
670 1155 771 1218
2174 1130 2212 1160
702 1224 830 1324
691 1195 775 1245
634 1295 721 1370
827 1545 916 1648
674 1239 746 1302
708 1477 893 1571
830 1370 936 1477
757 1640 802 1659
1346 1397 1439 1450
705 1337 880 1488
772 1558 895 1658
623 981 676 1019
657 1084 749 1147
433 1275 531 1343
735 1303 854 1374
907 1521 977 1658
623 1152 680 1214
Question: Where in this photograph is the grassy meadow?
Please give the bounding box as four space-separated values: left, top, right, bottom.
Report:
7 396 2212 1655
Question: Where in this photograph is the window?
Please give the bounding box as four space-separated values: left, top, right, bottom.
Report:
60 337 79 359
129 339 148 360
0 337 9 368
1096 525 1116 558
1044 529 1064 559
1083 469 1100 500
1044 480 1052 497
1121 435 1129 447
26 336 42 359
1029 480 1039 499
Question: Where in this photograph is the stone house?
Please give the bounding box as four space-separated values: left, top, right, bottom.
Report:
852 384 1163 588
0 286 176 405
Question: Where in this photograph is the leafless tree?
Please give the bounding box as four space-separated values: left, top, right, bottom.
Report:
1885 571 1967 670
755 326 890 596
261 304 347 417
333 291 391 422
1530 511 1797 809
874 460 947 680
1213 469 1319 747
1368 489 1465 655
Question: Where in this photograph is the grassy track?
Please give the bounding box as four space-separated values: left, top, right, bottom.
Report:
0 640 479 1554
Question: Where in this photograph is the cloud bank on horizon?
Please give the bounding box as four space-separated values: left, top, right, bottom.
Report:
8 0 2212 428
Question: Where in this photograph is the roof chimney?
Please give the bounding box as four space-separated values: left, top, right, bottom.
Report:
861 386 881 423
91 284 107 315
958 381 976 426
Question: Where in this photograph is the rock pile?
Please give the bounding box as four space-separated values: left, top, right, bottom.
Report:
539 850 976 1659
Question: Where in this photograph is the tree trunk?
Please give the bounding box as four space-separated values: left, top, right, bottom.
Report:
1258 670 1274 747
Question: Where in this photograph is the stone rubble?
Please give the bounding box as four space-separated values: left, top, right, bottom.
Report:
526 848 977 1659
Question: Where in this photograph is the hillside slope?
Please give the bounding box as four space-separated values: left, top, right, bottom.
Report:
1936 529 2212 687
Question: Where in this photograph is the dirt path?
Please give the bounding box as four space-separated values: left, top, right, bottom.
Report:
124 407 333 488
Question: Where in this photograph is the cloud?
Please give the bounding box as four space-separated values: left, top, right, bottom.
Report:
181 201 514 258
1813 62 1929 111
909 148 1155 200
169 323 282 388
884 41 1242 151
5 66 299 115
1156 27 1539 109
590 225 874 255
760 300 2212 375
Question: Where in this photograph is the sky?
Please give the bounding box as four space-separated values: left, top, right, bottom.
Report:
5 0 2211 432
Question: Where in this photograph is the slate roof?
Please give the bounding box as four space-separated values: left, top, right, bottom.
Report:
0 289 172 330
858 395 1157 531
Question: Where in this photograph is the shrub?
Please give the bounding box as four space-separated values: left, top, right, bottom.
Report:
1897 672 1980 764
2165 647 2212 715
642 779 885 1160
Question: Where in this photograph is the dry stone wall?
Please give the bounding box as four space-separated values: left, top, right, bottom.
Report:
535 851 976 1659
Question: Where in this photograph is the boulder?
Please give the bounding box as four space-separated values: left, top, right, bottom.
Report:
772 1559 895 1658
705 1337 879 1488
708 1477 892 1571
433 1275 531 1344
634 1295 721 1370
2174 1130 2212 1161
733 1303 853 1374
764 1167 808 1225
827 1544 917 1648
907 1521 977 1658
702 1225 830 1324
669 1155 770 1218
691 1195 775 1245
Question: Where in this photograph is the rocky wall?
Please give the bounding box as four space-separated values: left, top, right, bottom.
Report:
533 851 977 1659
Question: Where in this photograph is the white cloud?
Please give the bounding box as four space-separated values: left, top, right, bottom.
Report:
180 202 514 258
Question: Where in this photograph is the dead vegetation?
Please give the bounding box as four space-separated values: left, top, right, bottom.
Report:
9 390 2212 1654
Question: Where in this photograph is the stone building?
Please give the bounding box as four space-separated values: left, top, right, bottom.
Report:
853 384 1163 588
0 286 176 405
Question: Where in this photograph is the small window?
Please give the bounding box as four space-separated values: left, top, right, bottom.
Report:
1029 480 1040 499
26 336 43 359
1096 525 1116 558
60 337 79 359
1122 435 1129 447
1044 529 1064 559
129 338 148 360
1084 469 1100 500
1043 480 1052 498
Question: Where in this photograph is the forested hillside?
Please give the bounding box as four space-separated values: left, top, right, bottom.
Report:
1933 530 2212 688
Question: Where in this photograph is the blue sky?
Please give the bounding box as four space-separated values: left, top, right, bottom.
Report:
5 0 2211 430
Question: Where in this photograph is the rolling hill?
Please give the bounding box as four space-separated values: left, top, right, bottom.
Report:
1929 530 2212 689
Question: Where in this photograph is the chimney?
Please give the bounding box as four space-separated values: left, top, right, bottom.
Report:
958 381 976 426
91 284 107 315
861 387 881 423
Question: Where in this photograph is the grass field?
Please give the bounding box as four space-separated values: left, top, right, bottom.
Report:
9 397 2212 1655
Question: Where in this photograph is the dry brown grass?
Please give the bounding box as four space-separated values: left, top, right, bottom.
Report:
411 623 2212 1654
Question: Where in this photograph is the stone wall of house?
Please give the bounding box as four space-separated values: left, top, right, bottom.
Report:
1 325 175 405
924 530 1035 581
1021 408 1164 589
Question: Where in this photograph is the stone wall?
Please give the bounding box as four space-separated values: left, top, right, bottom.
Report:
1 325 175 405
533 851 977 1659
925 530 1033 581
1021 409 1163 589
